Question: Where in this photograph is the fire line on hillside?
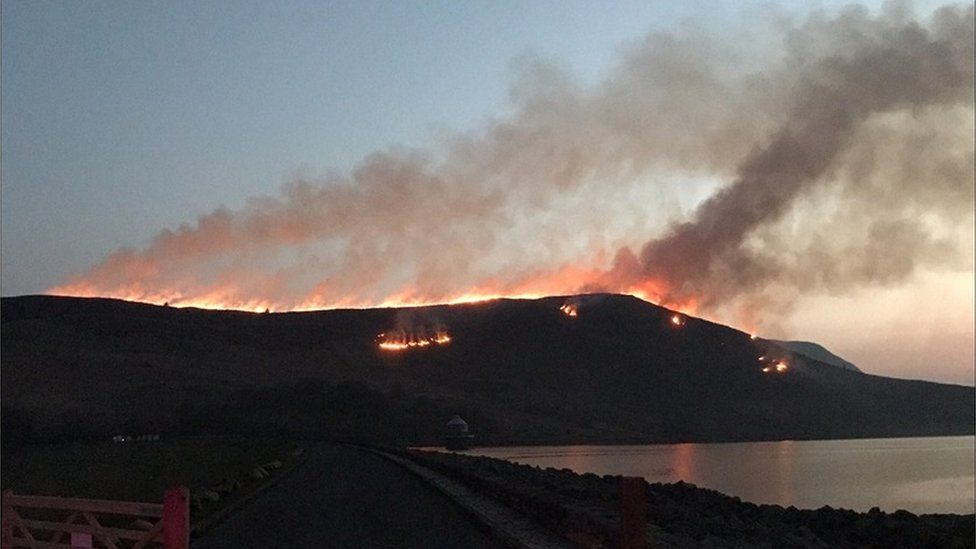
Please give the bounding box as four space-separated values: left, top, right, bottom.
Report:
377 328 452 351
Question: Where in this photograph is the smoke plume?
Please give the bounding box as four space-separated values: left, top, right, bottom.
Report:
51 4 975 324
619 3 974 311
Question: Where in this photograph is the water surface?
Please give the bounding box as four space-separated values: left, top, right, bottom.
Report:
464 436 974 514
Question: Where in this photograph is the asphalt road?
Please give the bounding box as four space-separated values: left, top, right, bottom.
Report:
194 443 504 549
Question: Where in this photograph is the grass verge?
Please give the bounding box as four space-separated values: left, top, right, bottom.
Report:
2 435 304 528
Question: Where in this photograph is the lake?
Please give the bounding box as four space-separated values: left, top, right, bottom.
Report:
463 436 975 514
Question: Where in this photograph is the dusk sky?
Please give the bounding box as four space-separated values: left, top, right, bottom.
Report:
3 1 973 384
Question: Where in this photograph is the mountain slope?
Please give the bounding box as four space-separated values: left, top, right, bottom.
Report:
768 340 861 372
1 294 972 446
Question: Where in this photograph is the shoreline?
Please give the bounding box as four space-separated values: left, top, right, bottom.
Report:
414 432 976 451
391 446 975 547
416 435 975 516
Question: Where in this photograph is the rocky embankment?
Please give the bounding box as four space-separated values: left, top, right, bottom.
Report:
397 449 974 548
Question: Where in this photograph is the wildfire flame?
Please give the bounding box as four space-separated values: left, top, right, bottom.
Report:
762 360 789 374
670 313 685 327
377 329 452 352
48 258 702 318
559 303 578 317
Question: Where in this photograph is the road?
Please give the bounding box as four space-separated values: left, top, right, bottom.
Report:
194 443 504 548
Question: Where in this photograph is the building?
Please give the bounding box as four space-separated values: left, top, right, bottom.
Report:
444 415 474 451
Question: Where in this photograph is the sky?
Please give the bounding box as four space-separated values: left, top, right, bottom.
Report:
2 1 973 385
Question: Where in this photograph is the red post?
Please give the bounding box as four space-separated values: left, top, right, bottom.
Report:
162 486 189 549
2 489 13 549
619 477 647 549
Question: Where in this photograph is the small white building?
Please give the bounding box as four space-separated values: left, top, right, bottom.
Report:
444 415 474 451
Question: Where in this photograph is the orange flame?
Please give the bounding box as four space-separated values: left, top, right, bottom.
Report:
48 252 707 317
377 329 452 352
559 303 579 317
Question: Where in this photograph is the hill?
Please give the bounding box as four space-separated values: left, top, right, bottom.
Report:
768 340 861 372
1 294 972 447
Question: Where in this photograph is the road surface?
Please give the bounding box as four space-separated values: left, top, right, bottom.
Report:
194 443 503 548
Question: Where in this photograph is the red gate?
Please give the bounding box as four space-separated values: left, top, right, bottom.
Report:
1 486 188 549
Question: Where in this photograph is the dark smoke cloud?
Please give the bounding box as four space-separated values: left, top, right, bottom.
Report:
615 3 974 309
53 4 974 318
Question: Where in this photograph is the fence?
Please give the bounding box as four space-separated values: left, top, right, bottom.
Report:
1 487 188 549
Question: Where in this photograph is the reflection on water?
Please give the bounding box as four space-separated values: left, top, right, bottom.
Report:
463 436 975 514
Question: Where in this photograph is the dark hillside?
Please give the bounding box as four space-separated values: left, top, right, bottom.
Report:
769 339 861 372
2 294 972 446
